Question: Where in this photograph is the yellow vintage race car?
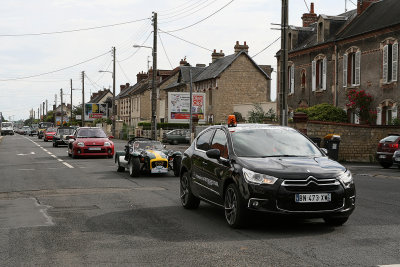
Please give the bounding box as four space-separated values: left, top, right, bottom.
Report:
115 137 182 177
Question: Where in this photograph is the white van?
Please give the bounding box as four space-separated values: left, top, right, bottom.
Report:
1 122 14 135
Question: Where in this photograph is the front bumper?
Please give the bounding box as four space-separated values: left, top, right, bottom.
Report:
72 146 114 156
242 179 356 218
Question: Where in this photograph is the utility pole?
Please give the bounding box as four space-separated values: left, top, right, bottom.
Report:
38 108 39 120
54 94 57 126
151 12 158 140
189 68 194 144
112 47 116 137
70 79 73 123
43 102 45 120
82 71 85 127
60 88 64 126
280 0 289 126
46 100 48 114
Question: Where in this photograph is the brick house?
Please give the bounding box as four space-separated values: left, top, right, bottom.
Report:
276 0 400 125
88 88 113 118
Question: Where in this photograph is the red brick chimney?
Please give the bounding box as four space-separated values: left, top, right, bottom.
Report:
211 49 225 62
180 57 188 66
301 2 318 27
234 41 249 53
136 71 148 83
357 0 378 15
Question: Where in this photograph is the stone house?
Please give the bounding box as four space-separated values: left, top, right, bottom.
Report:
276 0 400 125
158 42 273 124
88 88 113 118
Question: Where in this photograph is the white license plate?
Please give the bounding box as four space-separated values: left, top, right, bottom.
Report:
88 147 101 151
295 193 331 203
151 167 168 174
379 155 386 159
395 158 400 162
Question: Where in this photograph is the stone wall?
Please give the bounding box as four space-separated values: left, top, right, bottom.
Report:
290 120 400 162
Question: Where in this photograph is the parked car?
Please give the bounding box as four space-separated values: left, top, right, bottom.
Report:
43 127 57 142
115 137 182 177
21 126 31 135
53 127 76 147
376 134 400 168
392 149 400 168
68 127 114 158
37 122 54 139
179 119 356 228
1 122 14 135
163 129 190 145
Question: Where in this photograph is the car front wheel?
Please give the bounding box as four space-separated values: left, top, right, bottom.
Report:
129 157 140 177
117 157 125 172
180 172 200 209
224 183 247 228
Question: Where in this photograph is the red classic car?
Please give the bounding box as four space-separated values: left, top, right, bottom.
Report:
43 127 57 142
68 127 114 158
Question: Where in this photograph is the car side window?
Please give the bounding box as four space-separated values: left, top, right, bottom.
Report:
196 130 214 151
211 129 229 158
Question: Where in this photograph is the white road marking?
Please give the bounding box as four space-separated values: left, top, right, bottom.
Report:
47 152 52 155
63 162 74 169
18 169 35 171
57 159 63 162
42 149 48 152
51 155 57 158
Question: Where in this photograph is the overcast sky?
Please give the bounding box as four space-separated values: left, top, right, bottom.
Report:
0 0 355 121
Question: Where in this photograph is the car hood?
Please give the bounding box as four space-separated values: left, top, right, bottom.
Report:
236 156 346 179
46 132 56 135
142 150 168 159
76 137 112 145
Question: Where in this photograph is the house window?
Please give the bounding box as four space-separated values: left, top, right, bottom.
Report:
312 56 326 91
288 64 294 94
301 70 306 89
383 42 398 83
343 49 361 87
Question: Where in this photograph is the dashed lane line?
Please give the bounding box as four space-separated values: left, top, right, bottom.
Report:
23 136 74 169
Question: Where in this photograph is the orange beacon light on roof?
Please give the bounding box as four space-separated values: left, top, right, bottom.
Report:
228 115 237 127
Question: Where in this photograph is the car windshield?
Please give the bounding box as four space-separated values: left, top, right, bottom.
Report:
77 128 107 138
58 128 74 135
39 122 53 128
231 127 323 158
134 141 164 151
2 123 12 127
381 135 399 142
47 128 57 132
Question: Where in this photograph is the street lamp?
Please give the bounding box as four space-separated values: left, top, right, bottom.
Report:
133 43 157 140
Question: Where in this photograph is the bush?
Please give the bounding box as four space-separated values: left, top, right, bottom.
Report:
248 104 276 123
296 103 347 123
138 122 190 130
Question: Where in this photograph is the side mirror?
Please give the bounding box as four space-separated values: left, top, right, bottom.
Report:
163 145 167 148
206 149 221 159
108 135 114 139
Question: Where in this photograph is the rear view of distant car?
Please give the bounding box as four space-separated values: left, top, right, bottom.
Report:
376 134 400 168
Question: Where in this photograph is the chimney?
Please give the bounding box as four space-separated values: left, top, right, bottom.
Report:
234 41 249 53
211 49 225 62
136 71 148 83
301 2 318 27
357 0 378 15
180 57 188 66
125 83 130 88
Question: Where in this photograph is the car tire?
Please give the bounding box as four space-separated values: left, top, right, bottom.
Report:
117 157 125 172
180 172 200 209
173 157 181 177
380 162 392 168
224 183 247 228
129 157 140 177
323 216 349 226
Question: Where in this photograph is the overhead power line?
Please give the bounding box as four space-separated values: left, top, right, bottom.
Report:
0 17 150 37
163 0 235 33
117 61 131 84
252 37 281 58
118 31 153 62
159 0 217 22
0 50 110 81
158 33 174 69
159 29 213 52
303 0 310 12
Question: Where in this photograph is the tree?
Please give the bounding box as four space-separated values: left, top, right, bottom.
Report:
247 103 276 123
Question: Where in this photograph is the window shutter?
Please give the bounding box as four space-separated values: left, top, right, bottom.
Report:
343 54 348 88
383 45 388 83
392 43 398 82
322 57 327 90
290 65 295 94
377 107 382 125
312 60 316 91
355 51 361 85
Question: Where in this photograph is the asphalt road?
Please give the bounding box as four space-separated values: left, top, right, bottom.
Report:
0 134 399 266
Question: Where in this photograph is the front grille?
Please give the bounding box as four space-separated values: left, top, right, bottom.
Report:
277 176 345 212
152 161 168 168
83 148 106 153
87 144 102 147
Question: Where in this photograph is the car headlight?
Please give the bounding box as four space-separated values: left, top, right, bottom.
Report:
77 142 85 147
104 142 111 147
242 168 278 185
337 170 353 188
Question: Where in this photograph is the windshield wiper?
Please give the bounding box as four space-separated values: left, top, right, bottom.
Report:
261 155 304 158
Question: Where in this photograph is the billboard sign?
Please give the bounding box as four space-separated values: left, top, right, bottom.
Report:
56 116 69 126
84 103 108 121
168 92 206 123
